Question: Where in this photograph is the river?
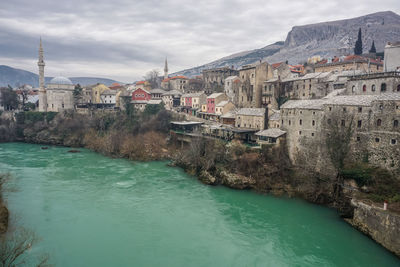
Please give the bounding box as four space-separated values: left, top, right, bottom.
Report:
1 143 399 266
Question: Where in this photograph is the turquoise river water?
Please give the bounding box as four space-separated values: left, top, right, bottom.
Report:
0 143 399 266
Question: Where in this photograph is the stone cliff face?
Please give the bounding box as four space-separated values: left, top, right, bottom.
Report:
174 11 400 76
348 199 400 257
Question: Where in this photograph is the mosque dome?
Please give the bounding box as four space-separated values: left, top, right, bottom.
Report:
49 76 73 85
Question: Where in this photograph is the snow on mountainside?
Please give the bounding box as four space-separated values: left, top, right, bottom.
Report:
174 11 400 77
0 65 121 87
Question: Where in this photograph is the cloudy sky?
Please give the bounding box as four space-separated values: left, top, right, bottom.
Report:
0 0 399 83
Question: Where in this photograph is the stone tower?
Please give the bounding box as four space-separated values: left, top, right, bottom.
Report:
38 38 47 112
164 57 169 80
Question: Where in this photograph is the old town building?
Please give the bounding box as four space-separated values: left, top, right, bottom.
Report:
384 42 400 72
346 72 400 95
281 94 400 172
203 67 239 94
314 55 383 73
235 108 268 130
238 62 273 108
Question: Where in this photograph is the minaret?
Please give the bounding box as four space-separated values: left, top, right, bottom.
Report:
38 38 47 112
164 57 169 80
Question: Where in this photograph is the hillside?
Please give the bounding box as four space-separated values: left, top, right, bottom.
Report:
174 11 400 77
0 65 121 87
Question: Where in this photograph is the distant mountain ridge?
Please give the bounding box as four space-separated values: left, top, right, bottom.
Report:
0 65 121 87
174 11 400 77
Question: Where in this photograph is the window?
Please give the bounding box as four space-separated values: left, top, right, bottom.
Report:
357 136 361 142
358 107 362 113
312 120 315 126
394 120 399 127
362 85 366 92
377 119 382 126
343 107 346 112
341 120 345 126
372 84 376 92
379 104 383 110
357 120 362 127
281 120 283 125
352 85 356 92
299 131 302 135
300 111 302 114
299 119 302 125
313 112 315 115
289 120 291 126
329 107 332 111
311 133 314 137
381 83 387 92
397 84 400 92
392 139 397 145
375 138 380 143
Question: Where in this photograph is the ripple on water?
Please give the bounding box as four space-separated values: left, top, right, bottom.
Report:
1 143 400 267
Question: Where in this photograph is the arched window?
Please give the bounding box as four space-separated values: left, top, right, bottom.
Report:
394 120 399 127
362 85 366 92
299 119 302 125
397 84 400 92
381 83 387 92
352 85 356 93
377 119 382 126
371 84 376 92
312 120 315 126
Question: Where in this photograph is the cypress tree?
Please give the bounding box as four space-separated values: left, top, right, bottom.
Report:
354 28 363 55
369 40 376 53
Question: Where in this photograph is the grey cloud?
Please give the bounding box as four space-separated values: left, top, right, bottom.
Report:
0 0 399 82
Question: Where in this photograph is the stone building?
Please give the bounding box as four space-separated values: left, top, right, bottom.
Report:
37 39 75 112
314 55 383 73
161 76 189 92
346 72 400 95
45 77 75 112
384 42 400 72
206 93 228 114
150 88 167 99
235 108 268 130
238 62 273 108
162 90 182 110
203 67 239 94
224 76 239 104
86 83 110 104
215 101 235 116
100 89 116 105
280 94 400 173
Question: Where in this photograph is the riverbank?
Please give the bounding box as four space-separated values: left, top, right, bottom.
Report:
1 110 400 257
0 174 9 234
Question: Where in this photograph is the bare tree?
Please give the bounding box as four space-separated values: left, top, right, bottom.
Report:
144 69 160 89
324 109 354 199
0 226 52 267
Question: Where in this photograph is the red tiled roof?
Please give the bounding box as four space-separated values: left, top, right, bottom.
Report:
271 62 284 68
111 82 121 87
136 81 146 85
162 75 188 82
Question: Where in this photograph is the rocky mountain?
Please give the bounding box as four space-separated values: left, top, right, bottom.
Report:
0 65 121 88
174 11 400 77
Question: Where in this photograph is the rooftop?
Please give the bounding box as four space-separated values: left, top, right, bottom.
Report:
207 93 225 99
162 89 182 96
282 93 400 110
236 108 266 116
256 128 286 138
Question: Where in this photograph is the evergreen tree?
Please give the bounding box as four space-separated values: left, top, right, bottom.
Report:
354 28 363 55
369 40 376 53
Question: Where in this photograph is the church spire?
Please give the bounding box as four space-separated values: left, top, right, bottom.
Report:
164 57 168 80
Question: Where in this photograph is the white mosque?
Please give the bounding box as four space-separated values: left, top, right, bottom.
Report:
38 39 75 112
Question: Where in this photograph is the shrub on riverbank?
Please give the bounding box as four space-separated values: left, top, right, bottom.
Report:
7 108 178 161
